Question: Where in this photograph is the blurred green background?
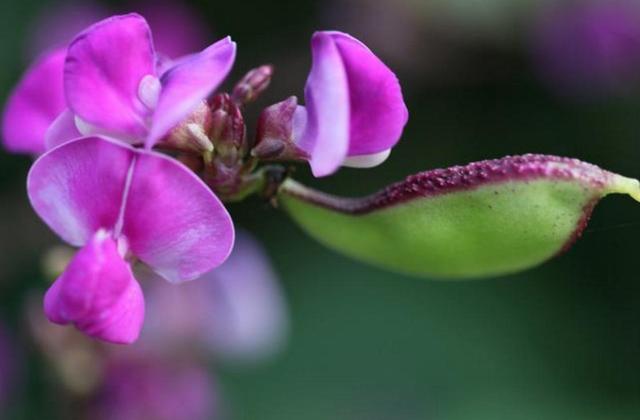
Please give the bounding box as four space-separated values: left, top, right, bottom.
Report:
1 0 640 419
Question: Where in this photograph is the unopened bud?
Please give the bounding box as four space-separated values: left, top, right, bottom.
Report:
232 65 274 105
210 93 246 166
161 101 214 154
252 96 309 161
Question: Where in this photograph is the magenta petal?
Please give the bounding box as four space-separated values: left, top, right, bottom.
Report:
27 137 133 246
44 109 82 149
2 49 66 155
64 14 155 140
146 37 236 148
301 32 350 177
328 31 408 156
29 136 234 281
123 149 235 283
44 230 144 344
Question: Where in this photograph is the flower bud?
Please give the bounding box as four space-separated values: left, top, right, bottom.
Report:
209 93 246 166
232 65 274 105
160 101 214 154
252 96 309 161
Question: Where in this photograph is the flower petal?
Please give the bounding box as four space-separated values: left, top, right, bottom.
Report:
27 137 133 246
44 230 144 344
300 32 350 177
147 37 236 148
122 148 235 282
44 109 82 150
328 31 408 156
28 136 234 281
64 14 155 140
2 49 66 154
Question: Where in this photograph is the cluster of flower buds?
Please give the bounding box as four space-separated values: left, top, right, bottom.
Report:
159 66 278 200
203 93 248 196
253 31 409 176
231 64 273 105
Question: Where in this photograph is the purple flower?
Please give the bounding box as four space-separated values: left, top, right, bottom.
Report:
257 31 408 176
90 359 218 420
3 13 235 154
53 13 235 149
532 0 640 97
28 136 235 343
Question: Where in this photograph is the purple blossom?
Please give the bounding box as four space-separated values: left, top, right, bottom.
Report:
3 13 234 154
532 0 640 97
54 13 235 149
256 31 408 176
29 136 235 343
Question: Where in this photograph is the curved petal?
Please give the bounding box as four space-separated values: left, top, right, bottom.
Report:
122 149 235 282
64 14 155 140
44 230 144 344
29 136 234 282
27 137 133 246
2 49 66 154
301 32 350 177
328 31 408 156
147 37 236 148
44 109 82 150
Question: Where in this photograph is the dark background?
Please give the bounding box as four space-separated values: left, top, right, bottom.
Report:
1 0 639 418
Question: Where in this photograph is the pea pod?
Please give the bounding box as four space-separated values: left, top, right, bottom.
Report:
279 154 640 279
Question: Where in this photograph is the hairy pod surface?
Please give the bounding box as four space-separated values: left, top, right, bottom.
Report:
279 155 640 279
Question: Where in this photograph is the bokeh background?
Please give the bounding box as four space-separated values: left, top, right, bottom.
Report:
1 0 640 419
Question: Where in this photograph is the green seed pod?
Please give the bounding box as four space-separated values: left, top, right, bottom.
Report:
279 154 640 279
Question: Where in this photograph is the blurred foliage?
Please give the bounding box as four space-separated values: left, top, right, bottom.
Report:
1 0 639 419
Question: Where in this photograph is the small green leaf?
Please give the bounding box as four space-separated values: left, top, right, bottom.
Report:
279 155 640 279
